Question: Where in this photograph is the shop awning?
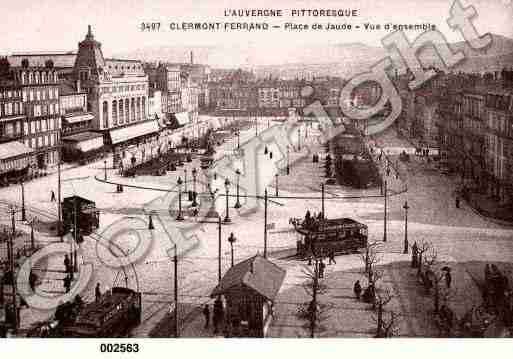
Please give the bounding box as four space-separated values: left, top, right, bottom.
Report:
171 112 190 127
62 131 104 152
0 141 33 160
109 120 160 145
63 112 94 124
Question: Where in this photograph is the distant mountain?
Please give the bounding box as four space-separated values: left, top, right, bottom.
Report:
112 33 513 77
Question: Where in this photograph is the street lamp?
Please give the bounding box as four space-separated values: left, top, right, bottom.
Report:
275 173 279 197
286 145 290 175
228 232 237 267
184 169 188 193
234 169 242 209
176 177 184 221
104 160 107 181
20 180 26 222
383 180 388 242
237 129 240 149
224 178 231 223
403 201 410 254
298 127 301 151
191 168 198 207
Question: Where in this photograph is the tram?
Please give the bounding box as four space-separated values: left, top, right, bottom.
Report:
61 195 99 238
27 287 141 338
293 217 368 257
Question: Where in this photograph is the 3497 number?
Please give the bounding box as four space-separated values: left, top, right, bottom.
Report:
99 343 139 353
140 22 161 31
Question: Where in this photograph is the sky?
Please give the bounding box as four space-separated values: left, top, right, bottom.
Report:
1 0 512 58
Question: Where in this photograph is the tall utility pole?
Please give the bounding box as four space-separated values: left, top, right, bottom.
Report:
383 180 388 242
58 156 62 241
20 181 26 222
218 216 222 284
321 184 325 219
174 243 179 338
403 201 410 254
10 207 18 332
264 189 268 258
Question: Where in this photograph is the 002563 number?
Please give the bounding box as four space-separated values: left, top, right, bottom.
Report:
140 22 160 31
99 343 140 353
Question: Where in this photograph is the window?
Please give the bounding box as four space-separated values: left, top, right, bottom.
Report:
102 101 109 128
112 100 118 125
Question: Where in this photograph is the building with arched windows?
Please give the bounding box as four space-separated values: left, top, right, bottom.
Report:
73 26 158 167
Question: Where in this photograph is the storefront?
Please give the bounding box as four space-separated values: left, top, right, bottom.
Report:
61 131 105 164
0 141 34 184
108 120 160 168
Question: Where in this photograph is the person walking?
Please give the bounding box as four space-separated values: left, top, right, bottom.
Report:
63 274 71 293
455 196 460 209
213 298 224 335
328 250 336 265
95 283 102 303
203 304 210 329
354 280 362 300
319 260 326 278
444 269 452 289
64 254 71 274
50 190 56 202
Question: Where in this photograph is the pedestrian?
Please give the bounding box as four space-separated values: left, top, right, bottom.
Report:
95 283 102 303
319 260 326 278
444 269 452 289
203 304 210 329
63 274 71 293
64 254 71 274
455 196 460 209
328 250 336 265
411 242 418 268
213 297 224 335
354 280 362 300
50 190 56 202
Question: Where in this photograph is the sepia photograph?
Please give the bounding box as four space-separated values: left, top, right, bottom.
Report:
0 0 513 355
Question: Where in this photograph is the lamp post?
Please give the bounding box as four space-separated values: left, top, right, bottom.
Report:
275 173 279 197
237 129 240 149
286 145 290 175
297 127 301 151
234 169 241 209
20 180 26 222
184 169 188 193
104 160 107 181
176 177 184 221
224 178 231 223
228 232 236 267
191 168 198 207
403 201 410 254
383 180 388 242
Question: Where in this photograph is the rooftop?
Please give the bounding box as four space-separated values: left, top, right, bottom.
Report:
211 254 286 301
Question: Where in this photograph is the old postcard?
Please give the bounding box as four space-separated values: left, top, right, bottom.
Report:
0 0 512 355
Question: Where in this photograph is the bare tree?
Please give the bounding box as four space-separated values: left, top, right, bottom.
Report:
416 240 433 276
381 311 402 337
299 259 328 338
359 240 382 284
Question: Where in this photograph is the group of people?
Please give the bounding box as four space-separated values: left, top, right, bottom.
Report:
202 298 225 335
302 210 325 232
353 279 375 304
62 254 74 293
483 264 511 312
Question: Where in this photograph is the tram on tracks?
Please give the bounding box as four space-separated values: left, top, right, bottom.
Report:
61 195 99 239
27 287 141 338
292 216 368 257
